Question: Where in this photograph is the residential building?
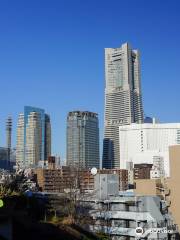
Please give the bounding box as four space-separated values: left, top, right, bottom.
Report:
25 111 42 167
47 156 56 170
103 42 144 169
67 111 100 169
126 161 134 185
35 166 82 193
134 146 180 232
134 163 153 179
78 193 178 239
99 169 128 191
35 167 128 193
79 169 128 192
35 168 64 192
119 122 180 176
150 156 165 179
16 106 51 169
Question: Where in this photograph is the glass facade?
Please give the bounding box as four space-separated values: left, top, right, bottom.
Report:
67 111 100 169
103 43 144 169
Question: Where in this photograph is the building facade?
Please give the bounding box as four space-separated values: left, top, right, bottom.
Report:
78 194 178 239
103 42 144 169
134 163 153 179
6 116 12 161
133 145 180 232
35 167 128 193
16 106 51 169
45 114 51 161
0 147 8 169
168 145 180 231
150 156 165 179
67 111 100 169
119 122 180 176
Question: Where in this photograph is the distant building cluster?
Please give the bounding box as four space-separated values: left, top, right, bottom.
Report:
35 165 128 193
1 41 180 238
1 43 179 175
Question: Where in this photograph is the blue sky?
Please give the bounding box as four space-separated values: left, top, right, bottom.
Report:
0 0 180 160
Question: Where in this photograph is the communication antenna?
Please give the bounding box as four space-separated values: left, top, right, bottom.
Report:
91 167 97 176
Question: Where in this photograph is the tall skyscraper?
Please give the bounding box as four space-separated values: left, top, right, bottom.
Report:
103 43 144 169
16 106 51 168
6 116 12 161
67 111 100 169
16 113 24 167
45 114 51 161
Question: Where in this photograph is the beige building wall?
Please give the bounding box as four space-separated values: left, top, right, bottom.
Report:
134 179 163 197
134 146 180 231
167 145 180 230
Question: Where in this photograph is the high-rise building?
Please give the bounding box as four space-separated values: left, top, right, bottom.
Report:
144 116 153 123
16 113 24 167
67 111 100 169
25 111 42 167
103 42 144 169
119 122 180 176
45 114 51 161
6 116 12 161
16 106 51 168
0 147 8 169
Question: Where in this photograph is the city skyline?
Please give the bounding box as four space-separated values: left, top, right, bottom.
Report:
0 2 180 239
0 0 180 160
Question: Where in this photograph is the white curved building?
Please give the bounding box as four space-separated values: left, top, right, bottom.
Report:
119 122 180 176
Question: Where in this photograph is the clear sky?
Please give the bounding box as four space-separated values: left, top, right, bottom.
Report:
0 0 180 161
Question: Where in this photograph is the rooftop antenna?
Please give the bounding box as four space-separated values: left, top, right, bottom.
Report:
91 167 97 176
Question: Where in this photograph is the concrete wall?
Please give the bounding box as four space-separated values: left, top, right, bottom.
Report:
134 179 158 196
168 145 180 230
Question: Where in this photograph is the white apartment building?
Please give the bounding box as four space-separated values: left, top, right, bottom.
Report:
119 122 180 176
16 106 51 169
78 175 178 239
150 156 165 179
25 112 42 167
